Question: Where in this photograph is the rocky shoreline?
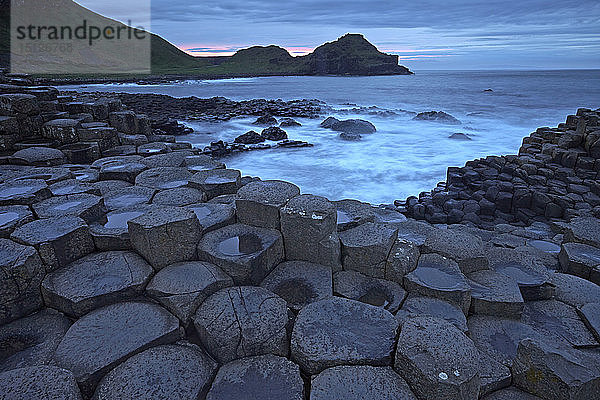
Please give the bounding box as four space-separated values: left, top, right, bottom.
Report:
1 72 600 400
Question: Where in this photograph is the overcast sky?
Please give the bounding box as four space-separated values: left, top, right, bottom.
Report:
76 0 600 70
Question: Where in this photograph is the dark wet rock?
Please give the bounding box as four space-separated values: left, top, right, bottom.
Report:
334 270 406 313
0 366 82 400
198 223 284 285
0 178 51 205
236 180 300 229
135 167 192 190
404 253 471 314
140 151 192 168
320 116 340 128
189 169 241 199
551 272 600 308
234 130 265 144
129 207 201 270
71 168 100 183
291 297 398 374
311 365 417 400
564 217 600 248
11 216 93 271
146 261 233 324
395 316 480 400
528 239 561 254
98 159 147 183
92 155 143 169
396 295 468 332
137 142 170 156
0 309 71 372
339 132 362 141
93 343 217 400
32 193 105 223
333 199 376 231
579 303 600 342
330 118 376 135
206 355 303 400
521 299 597 348
12 147 66 166
186 203 236 233
89 206 154 250
482 387 543 400
413 111 461 124
559 242 600 280
194 286 289 363
261 126 288 141
478 350 512 397
54 301 181 395
512 338 600 400
9 166 73 185
385 238 420 284
41 251 153 318
261 261 332 312
60 142 101 164
253 115 278 126
468 315 540 367
42 119 80 144
280 194 342 271
0 239 45 324
0 205 33 237
152 187 206 206
339 222 398 278
422 227 488 274
372 207 408 225
102 145 137 157
468 269 524 318
103 185 155 210
184 155 225 173
280 118 301 127
449 132 472 140
49 179 100 197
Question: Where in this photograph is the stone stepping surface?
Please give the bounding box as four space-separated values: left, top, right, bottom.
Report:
92 343 217 400
332 199 376 231
396 295 468 332
0 309 71 372
98 158 147 183
0 204 33 237
146 261 233 324
261 260 333 312
193 286 289 363
0 178 51 205
11 147 66 166
10 215 94 270
339 222 398 278
550 272 600 308
310 365 417 400
184 154 225 172
135 167 192 190
10 166 73 184
49 179 100 196
236 180 300 229
41 251 153 317
0 366 82 400
198 223 284 285
32 193 105 222
54 301 181 396
128 206 201 270
559 242 600 281
422 227 489 274
152 187 206 206
404 253 471 314
206 355 304 400
395 316 481 399
291 297 398 374
103 185 156 210
89 205 154 251
185 202 236 233
564 217 600 248
189 168 241 199
467 269 524 318
333 270 406 313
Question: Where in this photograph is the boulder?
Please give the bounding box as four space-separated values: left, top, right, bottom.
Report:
0 366 82 400
261 126 288 141
11 216 94 270
234 130 265 144
32 193 105 223
189 169 241 199
397 295 468 332
12 147 66 166
413 111 461 124
146 261 233 324
261 260 333 312
339 222 398 278
311 366 417 400
92 343 217 400
128 207 201 270
330 118 376 135
252 115 278 126
193 287 289 363
280 118 301 127
339 132 362 141
449 132 472 140
206 355 304 400
54 302 181 395
198 223 284 285
395 317 481 400
0 309 71 372
41 251 153 317
236 180 300 229
320 116 340 128
334 270 406 313
291 297 398 374
0 178 51 205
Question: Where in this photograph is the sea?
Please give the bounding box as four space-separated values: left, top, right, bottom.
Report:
64 70 600 205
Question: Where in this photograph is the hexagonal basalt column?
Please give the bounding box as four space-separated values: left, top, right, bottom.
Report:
10 216 94 271
41 251 153 317
0 205 33 237
152 187 206 206
339 222 398 278
333 270 406 314
189 169 241 199
98 159 147 183
89 206 153 250
236 180 300 229
128 207 201 270
186 203 236 234
193 287 289 363
0 239 45 324
559 242 600 280
0 366 82 400
42 119 80 144
280 194 341 271
198 223 284 285
135 167 192 190
333 199 376 231
33 193 106 223
103 186 155 211
0 178 51 205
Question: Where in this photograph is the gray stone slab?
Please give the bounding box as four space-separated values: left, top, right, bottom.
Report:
339 222 398 278
236 180 300 229
559 242 600 280
332 199 376 231
135 167 192 190
333 270 406 314
189 169 241 199
152 187 206 206
0 366 82 400
186 202 236 233
423 226 489 274
103 185 156 211
550 272 600 308
579 303 600 342
89 205 154 250
0 178 50 205
0 205 33 237
564 217 600 248
468 269 524 318
397 295 468 332
33 193 106 223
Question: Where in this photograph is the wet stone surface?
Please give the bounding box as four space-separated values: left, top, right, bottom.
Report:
186 202 236 233
103 185 155 210
98 159 147 183
396 295 468 332
0 366 82 400
193 286 289 363
333 199 376 231
0 178 51 205
333 270 406 313
189 168 241 199
89 205 153 250
32 193 105 223
236 180 300 229
49 179 100 196
135 167 192 190
152 187 206 206
0 205 33 237
467 269 524 318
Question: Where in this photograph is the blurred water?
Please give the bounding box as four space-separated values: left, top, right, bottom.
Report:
65 70 600 204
